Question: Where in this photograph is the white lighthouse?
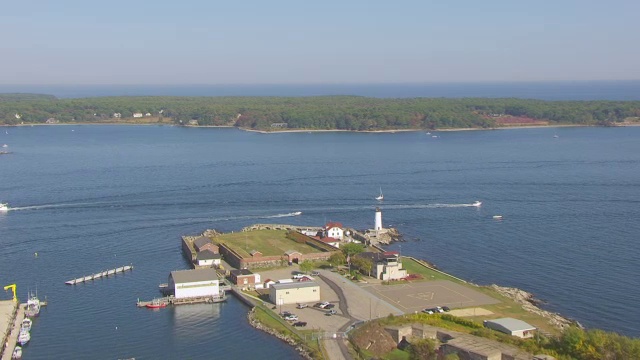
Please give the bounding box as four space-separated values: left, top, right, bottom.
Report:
374 207 382 231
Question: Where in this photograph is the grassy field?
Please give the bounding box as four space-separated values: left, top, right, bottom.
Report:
401 257 466 283
216 229 322 257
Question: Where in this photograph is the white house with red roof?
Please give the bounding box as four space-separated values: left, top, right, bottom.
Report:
324 222 344 240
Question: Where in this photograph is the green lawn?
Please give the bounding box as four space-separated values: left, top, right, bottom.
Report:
216 229 322 257
401 257 466 283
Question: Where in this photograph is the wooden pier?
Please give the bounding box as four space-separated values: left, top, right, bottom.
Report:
65 265 133 285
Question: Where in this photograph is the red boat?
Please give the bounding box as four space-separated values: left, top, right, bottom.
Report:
145 299 167 309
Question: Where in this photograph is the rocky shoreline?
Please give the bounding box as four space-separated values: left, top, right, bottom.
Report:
247 308 314 360
488 284 581 330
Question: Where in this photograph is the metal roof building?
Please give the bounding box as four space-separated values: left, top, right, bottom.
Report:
483 318 536 339
169 268 220 299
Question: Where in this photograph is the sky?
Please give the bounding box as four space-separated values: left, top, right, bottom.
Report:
1 0 639 84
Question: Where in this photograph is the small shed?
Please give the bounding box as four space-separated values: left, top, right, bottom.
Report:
229 269 261 288
196 250 221 267
484 318 536 339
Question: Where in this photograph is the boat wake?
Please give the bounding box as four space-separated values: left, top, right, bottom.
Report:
264 211 302 218
381 202 482 210
4 202 105 211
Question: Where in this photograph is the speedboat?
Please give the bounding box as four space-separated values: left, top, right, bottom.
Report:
12 346 22 359
0 203 8 211
292 211 302 216
1 144 7 148
145 299 167 309
20 318 32 332
493 215 503 220
18 330 30 346
471 201 482 207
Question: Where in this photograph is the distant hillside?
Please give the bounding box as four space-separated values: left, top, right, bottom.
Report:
0 93 57 102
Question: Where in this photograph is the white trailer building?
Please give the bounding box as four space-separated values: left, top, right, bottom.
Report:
269 281 320 305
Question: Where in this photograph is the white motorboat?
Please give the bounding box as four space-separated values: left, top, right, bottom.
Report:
12 346 22 359
18 330 30 346
471 201 482 207
2 144 7 148
493 215 503 220
0 203 8 211
292 211 302 216
375 187 384 201
21 318 32 332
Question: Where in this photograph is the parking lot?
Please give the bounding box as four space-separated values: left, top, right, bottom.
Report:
361 280 500 313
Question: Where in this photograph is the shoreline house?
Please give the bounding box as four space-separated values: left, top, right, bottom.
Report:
133 113 143 118
357 251 407 280
324 222 344 240
169 268 220 299
483 318 537 339
269 281 320 305
193 236 219 254
196 250 221 267
229 269 261 290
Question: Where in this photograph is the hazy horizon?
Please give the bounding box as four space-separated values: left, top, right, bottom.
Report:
2 1 639 85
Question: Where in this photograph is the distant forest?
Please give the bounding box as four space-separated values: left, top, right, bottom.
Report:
1 94 639 130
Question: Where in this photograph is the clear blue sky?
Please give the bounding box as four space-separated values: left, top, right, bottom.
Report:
1 0 639 84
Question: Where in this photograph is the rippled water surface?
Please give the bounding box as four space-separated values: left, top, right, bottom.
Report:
1 125 639 358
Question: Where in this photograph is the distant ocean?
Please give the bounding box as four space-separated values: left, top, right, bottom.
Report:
2 80 640 100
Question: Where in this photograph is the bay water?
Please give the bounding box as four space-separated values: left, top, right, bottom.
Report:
1 125 639 359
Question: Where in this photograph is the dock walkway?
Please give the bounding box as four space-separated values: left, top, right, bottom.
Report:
0 304 24 360
65 265 133 285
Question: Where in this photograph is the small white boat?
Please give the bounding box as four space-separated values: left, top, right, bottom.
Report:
0 203 8 211
426 132 431 135
21 318 32 332
2 144 7 148
12 346 22 359
18 330 30 346
375 187 384 201
553 134 559 138
431 135 438 138
471 201 482 207
493 215 503 220
292 211 302 216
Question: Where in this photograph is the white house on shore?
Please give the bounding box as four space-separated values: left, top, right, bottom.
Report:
169 268 220 299
133 113 143 118
324 222 344 240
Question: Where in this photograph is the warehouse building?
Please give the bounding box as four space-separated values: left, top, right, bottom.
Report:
269 281 320 305
483 318 537 339
169 268 220 299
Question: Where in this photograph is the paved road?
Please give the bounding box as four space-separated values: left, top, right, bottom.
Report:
319 274 354 360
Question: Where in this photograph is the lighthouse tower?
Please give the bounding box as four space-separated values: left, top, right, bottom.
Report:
374 207 382 231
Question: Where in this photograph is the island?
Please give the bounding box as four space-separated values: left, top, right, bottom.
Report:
172 218 640 360
2 94 640 131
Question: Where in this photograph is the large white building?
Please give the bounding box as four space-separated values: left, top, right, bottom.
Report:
269 281 320 305
169 268 220 299
324 222 344 240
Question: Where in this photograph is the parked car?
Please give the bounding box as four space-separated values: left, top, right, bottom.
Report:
292 274 305 279
311 271 320 276
293 321 308 327
318 301 331 309
434 306 445 313
284 315 299 321
281 311 293 317
296 303 308 309
422 308 434 314
442 306 451 312
324 304 335 309
325 309 337 316
313 302 324 308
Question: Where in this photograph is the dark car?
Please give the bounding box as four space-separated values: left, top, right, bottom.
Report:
442 306 451 312
324 304 335 309
293 321 308 327
281 311 293 317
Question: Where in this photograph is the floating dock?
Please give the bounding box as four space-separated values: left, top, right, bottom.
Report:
65 265 133 285
136 294 226 308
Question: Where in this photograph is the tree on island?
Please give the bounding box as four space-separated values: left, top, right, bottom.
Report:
328 252 346 267
341 243 365 258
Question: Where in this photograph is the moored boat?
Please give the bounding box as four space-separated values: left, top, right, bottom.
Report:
145 299 167 309
21 318 32 332
25 293 41 317
12 346 22 359
18 329 30 346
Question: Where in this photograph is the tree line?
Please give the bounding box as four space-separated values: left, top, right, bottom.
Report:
1 94 639 129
